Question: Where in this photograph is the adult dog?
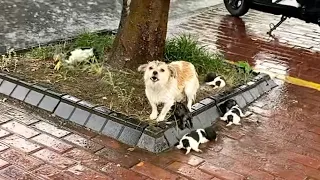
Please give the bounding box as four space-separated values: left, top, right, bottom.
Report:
138 60 199 122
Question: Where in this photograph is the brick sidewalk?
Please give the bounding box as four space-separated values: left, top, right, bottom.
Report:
0 82 319 180
1 3 320 180
168 4 320 84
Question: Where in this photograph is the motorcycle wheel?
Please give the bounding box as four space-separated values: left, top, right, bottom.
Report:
224 0 250 17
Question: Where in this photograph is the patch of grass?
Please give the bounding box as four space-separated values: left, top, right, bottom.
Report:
26 32 114 62
71 32 114 61
165 34 253 87
1 32 255 123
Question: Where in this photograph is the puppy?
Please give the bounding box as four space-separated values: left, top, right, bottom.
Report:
138 61 199 122
65 47 97 64
175 126 217 155
204 72 226 89
218 99 238 115
219 100 252 126
170 102 193 130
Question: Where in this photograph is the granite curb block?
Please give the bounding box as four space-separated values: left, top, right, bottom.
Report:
0 71 277 153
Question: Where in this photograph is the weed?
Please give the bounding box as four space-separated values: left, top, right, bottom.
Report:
165 33 251 87
72 32 114 61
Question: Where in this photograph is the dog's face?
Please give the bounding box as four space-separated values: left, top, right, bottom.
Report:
138 61 176 85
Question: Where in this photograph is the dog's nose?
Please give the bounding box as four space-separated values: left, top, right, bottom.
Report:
153 71 158 75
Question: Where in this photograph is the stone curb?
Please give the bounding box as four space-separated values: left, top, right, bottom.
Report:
0 70 277 153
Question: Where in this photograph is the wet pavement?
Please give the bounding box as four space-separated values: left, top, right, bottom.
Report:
167 4 320 84
0 2 320 180
0 0 221 52
0 77 320 179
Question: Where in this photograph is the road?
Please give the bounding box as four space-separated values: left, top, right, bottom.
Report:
0 0 222 53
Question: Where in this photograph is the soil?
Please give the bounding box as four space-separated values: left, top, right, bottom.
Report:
3 56 246 123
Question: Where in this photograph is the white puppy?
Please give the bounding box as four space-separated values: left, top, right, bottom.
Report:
138 60 199 122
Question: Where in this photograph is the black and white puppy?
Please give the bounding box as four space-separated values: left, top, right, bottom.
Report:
175 126 217 155
219 99 252 126
204 72 226 89
170 102 193 130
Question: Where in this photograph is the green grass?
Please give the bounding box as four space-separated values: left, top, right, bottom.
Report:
71 32 114 61
26 32 114 62
165 34 253 86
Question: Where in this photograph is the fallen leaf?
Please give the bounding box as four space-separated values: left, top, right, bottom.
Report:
136 162 144 167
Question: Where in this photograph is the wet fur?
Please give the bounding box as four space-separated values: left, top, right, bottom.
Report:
171 102 193 130
138 61 199 122
175 126 217 155
219 99 252 126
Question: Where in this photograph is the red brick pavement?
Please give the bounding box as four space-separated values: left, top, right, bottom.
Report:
1 3 320 180
0 83 319 180
168 4 320 84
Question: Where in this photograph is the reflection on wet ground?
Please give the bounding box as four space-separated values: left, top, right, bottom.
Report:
168 4 320 83
0 0 222 52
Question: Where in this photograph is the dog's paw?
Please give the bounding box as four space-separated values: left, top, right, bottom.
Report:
156 116 165 122
150 113 158 120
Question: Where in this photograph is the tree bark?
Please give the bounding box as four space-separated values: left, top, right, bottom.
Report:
108 0 171 70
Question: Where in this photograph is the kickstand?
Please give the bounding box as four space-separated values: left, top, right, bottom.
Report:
267 15 288 37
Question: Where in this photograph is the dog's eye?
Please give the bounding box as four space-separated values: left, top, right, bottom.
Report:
160 69 165 72
149 67 153 70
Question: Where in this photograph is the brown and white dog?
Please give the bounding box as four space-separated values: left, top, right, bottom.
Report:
138 61 199 122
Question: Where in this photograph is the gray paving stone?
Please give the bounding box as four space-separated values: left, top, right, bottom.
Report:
38 95 60 112
191 116 204 129
249 87 260 100
137 133 156 152
154 136 169 153
118 127 142 146
196 106 219 128
85 114 107 132
164 127 179 147
10 85 30 101
259 80 273 92
69 108 90 125
233 95 246 108
24 90 44 106
199 98 215 105
256 83 265 95
241 91 255 104
191 103 204 111
54 102 75 119
267 79 278 89
101 120 124 139
62 94 81 103
0 80 17 96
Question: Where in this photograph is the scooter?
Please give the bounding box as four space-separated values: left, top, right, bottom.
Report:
224 0 320 36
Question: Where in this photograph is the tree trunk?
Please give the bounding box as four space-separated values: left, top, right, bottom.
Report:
108 0 171 70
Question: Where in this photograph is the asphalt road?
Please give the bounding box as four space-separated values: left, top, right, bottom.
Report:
0 0 222 53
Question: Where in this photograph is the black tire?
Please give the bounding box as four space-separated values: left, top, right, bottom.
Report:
224 0 250 17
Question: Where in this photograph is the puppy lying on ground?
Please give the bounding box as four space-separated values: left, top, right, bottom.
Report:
65 47 97 64
219 99 252 126
175 126 217 155
169 102 193 130
204 72 226 89
138 60 199 122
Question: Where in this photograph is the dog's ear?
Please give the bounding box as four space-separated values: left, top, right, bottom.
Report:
168 65 177 78
137 64 148 72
